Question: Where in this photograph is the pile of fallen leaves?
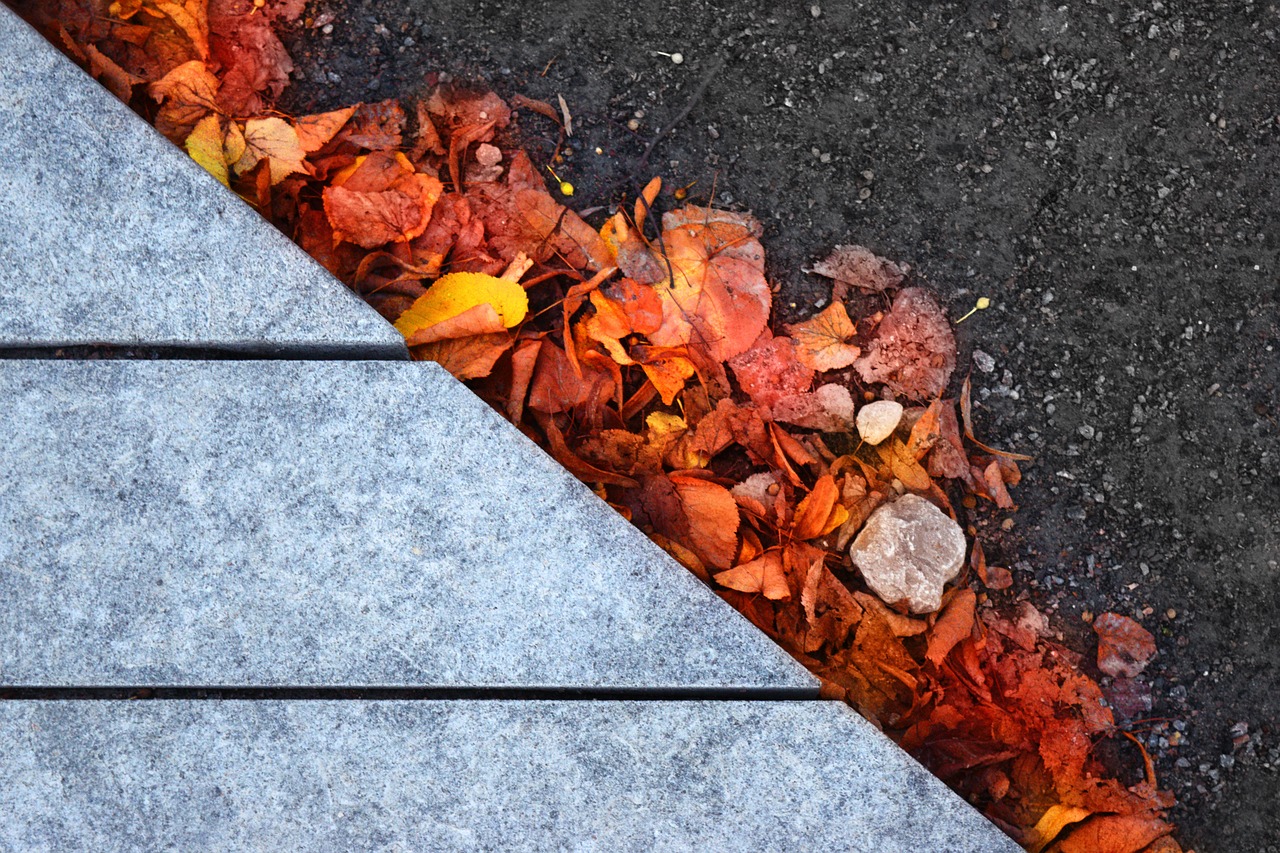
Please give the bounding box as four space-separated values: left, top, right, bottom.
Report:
22 2 1183 849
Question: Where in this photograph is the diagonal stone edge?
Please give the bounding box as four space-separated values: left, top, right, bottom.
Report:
0 6 407 359
0 700 1022 852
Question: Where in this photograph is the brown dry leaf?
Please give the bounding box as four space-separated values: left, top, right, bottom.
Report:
232 117 307 185
155 0 209 62
535 414 638 489
426 86 512 135
527 341 611 415
926 401 972 479
855 287 957 400
1094 613 1157 678
811 244 909 296
516 189 615 271
649 206 771 362
149 58 219 141
801 559 864 651
715 550 788 600
84 43 142 101
983 460 1016 509
906 399 945 460
689 398 773 466
726 332 815 410
960 375 1036 462
786 302 861 371
852 591 929 638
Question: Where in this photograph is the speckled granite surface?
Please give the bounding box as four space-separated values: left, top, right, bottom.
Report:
0 700 1020 852
0 360 811 691
0 6 405 358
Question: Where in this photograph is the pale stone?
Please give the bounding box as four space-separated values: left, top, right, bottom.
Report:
0 701 1020 851
856 400 904 444
848 494 966 613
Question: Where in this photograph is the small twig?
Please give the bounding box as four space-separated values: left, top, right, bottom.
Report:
638 56 724 174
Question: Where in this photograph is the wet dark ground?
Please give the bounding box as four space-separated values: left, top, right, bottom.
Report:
281 1 1279 847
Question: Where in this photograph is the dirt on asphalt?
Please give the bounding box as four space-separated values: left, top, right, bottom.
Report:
280 2 1279 847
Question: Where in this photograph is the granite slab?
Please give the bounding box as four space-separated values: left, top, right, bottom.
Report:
0 700 1020 852
0 359 811 690
0 6 406 358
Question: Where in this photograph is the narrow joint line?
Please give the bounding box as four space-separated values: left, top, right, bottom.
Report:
0 686 819 702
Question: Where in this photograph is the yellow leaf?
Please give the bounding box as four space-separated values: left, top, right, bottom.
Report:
1028 805 1092 853
395 272 529 338
223 121 246 166
185 115 228 187
109 0 143 19
154 0 209 61
645 411 688 438
232 117 307 186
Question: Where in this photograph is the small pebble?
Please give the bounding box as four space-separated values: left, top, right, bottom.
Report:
856 400 904 445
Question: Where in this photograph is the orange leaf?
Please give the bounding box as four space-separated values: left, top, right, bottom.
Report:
649 206 771 362
323 172 444 248
926 588 977 666
639 356 697 407
906 399 945 460
668 474 741 571
294 106 357 153
786 302 861 371
792 474 838 540
1027 805 1092 853
714 550 788 600
876 437 934 493
983 460 1015 509
1053 813 1174 853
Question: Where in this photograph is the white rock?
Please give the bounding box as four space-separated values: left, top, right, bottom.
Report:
855 400 904 445
848 495 966 614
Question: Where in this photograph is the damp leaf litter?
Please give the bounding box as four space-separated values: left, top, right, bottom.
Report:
14 2 1187 850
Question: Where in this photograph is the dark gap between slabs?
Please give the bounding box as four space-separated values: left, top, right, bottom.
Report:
0 686 818 701
0 344 406 360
